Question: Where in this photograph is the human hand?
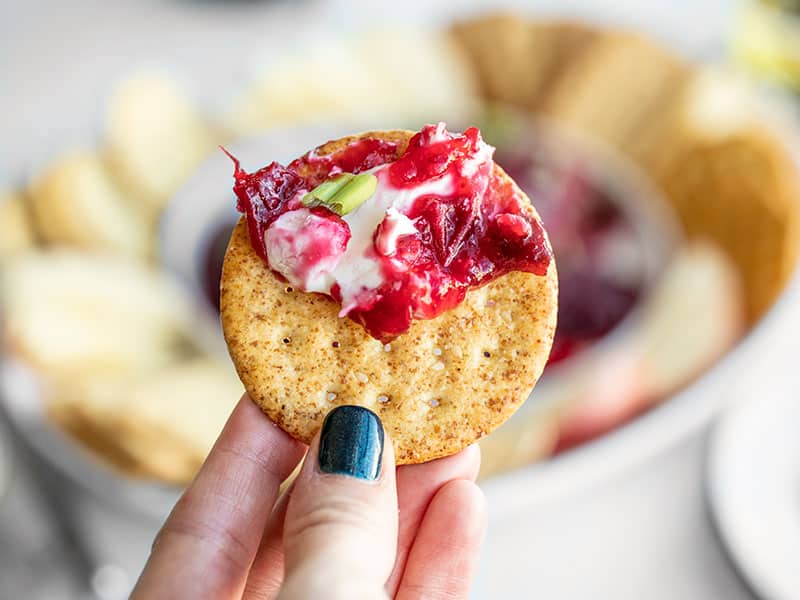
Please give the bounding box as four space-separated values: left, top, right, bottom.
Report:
132 395 487 599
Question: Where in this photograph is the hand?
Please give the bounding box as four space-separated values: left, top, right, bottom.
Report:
132 395 487 599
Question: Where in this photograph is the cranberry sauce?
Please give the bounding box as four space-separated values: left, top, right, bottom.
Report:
231 160 306 262
231 124 553 342
494 147 643 365
294 137 399 185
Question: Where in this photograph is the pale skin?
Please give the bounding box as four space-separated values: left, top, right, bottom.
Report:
132 395 488 599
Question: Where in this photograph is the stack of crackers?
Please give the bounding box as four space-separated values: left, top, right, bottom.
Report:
452 14 800 323
0 72 242 485
0 251 243 485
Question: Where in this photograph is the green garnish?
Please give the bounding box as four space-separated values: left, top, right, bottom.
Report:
302 172 378 216
302 173 354 205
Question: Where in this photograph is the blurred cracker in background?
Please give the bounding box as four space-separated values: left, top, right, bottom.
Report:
657 127 800 322
28 151 151 258
452 14 800 323
449 13 800 459
352 29 479 124
635 240 745 400
1 251 240 484
451 15 599 111
47 374 149 477
478 401 561 478
0 252 194 378
536 31 693 163
1 69 231 486
0 191 35 259
224 28 479 134
105 71 217 220
47 360 241 485
651 70 800 322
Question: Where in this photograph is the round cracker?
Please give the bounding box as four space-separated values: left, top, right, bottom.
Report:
221 130 558 464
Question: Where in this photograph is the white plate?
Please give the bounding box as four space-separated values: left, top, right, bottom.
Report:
707 350 800 600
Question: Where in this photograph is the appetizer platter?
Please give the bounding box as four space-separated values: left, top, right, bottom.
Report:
1 13 798 504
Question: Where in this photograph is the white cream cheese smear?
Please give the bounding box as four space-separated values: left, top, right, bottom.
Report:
264 164 454 315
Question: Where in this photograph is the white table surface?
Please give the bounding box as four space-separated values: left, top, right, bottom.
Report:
479 432 755 600
1 0 759 598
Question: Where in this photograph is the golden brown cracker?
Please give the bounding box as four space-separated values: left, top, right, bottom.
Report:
451 15 597 110
221 131 558 464
105 70 216 216
537 31 692 156
45 360 242 484
656 127 800 321
28 151 151 257
0 190 35 259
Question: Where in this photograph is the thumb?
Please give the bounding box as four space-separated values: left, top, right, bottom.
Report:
278 406 397 600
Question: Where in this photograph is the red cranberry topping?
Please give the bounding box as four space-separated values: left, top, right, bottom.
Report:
230 124 553 342
291 138 399 186
388 125 481 186
494 145 643 365
231 158 306 262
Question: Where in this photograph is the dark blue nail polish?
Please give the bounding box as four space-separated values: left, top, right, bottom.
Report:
318 405 383 481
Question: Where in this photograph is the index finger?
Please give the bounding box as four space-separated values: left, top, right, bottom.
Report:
132 395 305 600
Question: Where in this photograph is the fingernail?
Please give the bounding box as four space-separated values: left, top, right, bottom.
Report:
318 405 384 481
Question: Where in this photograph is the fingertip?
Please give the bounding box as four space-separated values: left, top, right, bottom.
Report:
438 478 488 524
461 443 482 480
427 478 489 556
395 478 487 599
412 444 481 482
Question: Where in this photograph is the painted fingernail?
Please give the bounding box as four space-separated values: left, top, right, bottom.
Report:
318 405 383 481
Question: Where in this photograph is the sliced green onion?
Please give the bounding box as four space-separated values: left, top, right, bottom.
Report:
302 173 354 207
302 172 378 216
